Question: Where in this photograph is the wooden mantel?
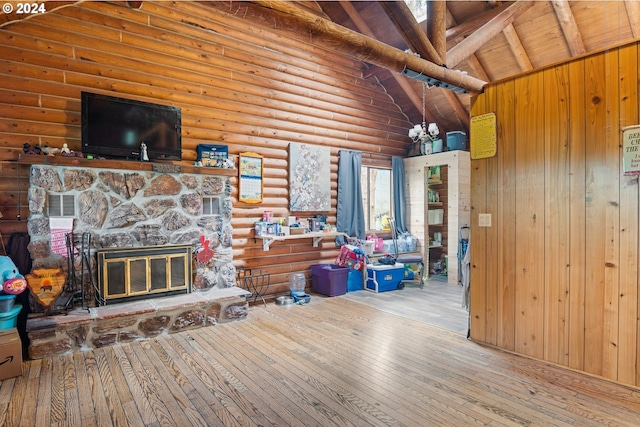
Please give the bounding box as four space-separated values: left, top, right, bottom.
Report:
14 153 237 176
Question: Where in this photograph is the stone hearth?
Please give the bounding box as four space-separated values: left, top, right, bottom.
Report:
26 287 250 360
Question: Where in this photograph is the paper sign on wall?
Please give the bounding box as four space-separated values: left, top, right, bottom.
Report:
470 112 497 159
623 125 640 175
50 217 74 257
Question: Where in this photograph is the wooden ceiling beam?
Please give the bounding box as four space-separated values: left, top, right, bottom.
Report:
551 0 586 56
379 1 444 66
444 2 511 42
445 8 491 82
232 1 486 93
625 0 640 39
378 1 469 128
446 0 534 69
338 1 438 124
427 1 447 63
502 23 533 72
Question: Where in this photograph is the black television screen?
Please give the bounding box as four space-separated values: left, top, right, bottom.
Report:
81 91 182 161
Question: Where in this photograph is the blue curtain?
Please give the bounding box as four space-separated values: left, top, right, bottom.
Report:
335 150 365 245
392 156 408 234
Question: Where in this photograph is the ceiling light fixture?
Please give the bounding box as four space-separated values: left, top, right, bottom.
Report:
408 83 441 155
401 67 470 94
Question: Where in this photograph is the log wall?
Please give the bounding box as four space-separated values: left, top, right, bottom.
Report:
470 39 640 387
0 1 412 297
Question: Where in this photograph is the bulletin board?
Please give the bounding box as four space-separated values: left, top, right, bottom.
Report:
238 152 264 203
470 112 497 159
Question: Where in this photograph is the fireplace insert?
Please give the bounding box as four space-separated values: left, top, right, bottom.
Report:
97 244 192 304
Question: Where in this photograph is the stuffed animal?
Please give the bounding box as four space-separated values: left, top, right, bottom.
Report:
0 255 27 295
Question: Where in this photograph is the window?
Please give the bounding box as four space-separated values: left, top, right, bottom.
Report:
361 167 391 231
48 194 75 217
404 0 427 23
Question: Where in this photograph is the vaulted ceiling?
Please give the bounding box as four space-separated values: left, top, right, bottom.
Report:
2 1 637 137
318 1 640 135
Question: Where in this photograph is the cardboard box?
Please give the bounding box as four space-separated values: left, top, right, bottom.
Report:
0 328 22 381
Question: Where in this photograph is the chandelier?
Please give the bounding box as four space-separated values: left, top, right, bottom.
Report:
408 83 440 155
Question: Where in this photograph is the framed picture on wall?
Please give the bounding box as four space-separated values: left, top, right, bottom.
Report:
289 143 331 211
238 152 264 203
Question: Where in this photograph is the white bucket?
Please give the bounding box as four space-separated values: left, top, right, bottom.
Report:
363 240 375 256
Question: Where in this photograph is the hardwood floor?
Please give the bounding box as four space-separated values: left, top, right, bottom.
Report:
1 294 639 426
342 275 469 335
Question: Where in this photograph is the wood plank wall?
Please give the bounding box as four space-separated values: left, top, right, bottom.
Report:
469 40 640 387
0 1 412 297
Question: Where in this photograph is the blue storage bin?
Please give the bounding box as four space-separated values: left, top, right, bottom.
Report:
0 304 22 330
446 131 466 151
0 294 16 313
366 263 404 293
347 269 363 292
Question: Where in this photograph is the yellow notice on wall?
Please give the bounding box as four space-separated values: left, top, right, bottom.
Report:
623 125 640 175
470 112 497 159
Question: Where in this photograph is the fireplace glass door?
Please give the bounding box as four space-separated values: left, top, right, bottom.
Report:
98 244 192 303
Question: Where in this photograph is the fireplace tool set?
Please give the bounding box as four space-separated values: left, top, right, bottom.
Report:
50 232 102 314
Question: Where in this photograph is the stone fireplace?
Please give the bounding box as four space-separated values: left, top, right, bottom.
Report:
23 161 249 360
26 163 237 307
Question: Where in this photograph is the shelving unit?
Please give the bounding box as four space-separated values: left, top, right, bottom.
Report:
403 151 471 285
426 171 447 276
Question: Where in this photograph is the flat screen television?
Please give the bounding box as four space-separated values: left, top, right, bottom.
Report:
81 91 182 161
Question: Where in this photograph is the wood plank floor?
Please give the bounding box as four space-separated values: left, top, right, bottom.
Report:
1 295 640 426
343 275 469 334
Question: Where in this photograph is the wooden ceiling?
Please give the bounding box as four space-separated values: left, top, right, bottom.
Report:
318 1 640 135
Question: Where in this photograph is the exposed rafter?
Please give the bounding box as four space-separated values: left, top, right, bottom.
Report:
625 0 640 39
446 0 534 69
503 24 533 72
230 1 486 93
379 1 444 66
337 1 438 124
551 0 586 56
445 7 491 82
427 1 447 63
380 1 469 128
445 2 511 43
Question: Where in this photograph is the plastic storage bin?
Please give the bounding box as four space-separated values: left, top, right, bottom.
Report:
366 263 405 293
347 269 363 292
432 138 443 153
446 131 466 151
311 264 349 296
0 294 16 313
0 304 21 330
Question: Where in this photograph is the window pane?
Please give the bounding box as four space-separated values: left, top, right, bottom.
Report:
361 167 391 231
360 167 369 228
404 0 427 23
372 169 391 231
